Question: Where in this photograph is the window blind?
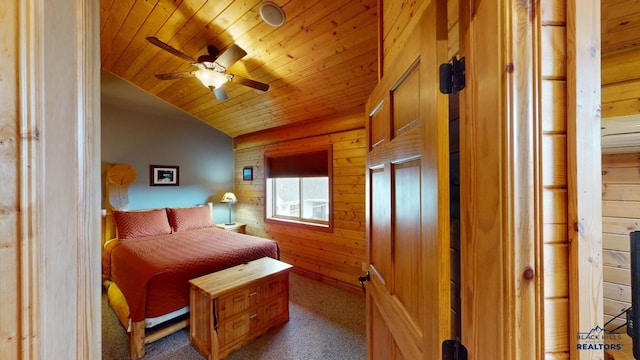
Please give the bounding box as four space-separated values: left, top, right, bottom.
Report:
266 151 329 178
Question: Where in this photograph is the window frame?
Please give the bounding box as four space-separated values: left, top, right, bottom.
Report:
264 146 333 232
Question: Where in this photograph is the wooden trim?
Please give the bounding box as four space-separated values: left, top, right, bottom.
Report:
17 0 41 358
459 0 507 357
423 0 452 354
16 0 101 357
77 0 102 358
503 0 543 358
502 2 544 359
377 0 384 80
567 0 603 358
233 113 364 150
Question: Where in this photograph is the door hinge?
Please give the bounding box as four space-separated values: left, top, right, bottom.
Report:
439 56 465 95
442 339 467 360
358 271 370 292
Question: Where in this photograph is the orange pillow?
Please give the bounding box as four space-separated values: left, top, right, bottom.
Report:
113 209 172 240
166 206 212 232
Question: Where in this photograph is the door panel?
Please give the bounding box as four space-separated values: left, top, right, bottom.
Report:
370 301 394 359
370 166 392 287
392 65 421 137
393 159 423 329
365 1 450 359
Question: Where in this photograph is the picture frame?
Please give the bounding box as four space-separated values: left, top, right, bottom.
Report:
242 166 253 181
150 165 179 186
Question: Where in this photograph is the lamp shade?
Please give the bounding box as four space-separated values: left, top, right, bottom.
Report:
220 192 237 203
194 69 227 88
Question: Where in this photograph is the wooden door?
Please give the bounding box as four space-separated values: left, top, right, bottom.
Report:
365 1 450 359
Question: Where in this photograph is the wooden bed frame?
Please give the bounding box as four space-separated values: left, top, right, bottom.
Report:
101 205 208 359
104 277 188 359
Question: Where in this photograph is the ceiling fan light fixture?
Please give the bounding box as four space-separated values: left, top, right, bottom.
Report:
259 2 285 27
194 69 227 88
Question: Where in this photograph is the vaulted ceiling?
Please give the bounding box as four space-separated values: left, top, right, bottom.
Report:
102 0 640 144
100 0 378 138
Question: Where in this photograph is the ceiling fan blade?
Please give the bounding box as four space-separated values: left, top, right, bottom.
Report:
207 44 220 57
146 37 195 62
213 87 228 100
229 74 269 92
197 54 218 64
215 44 247 69
154 71 194 80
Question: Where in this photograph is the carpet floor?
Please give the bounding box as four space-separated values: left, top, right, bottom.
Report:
102 272 366 360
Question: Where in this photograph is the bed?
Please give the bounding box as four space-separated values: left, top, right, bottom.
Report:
101 205 279 359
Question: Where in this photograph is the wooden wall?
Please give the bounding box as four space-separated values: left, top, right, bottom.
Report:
600 0 640 336
602 47 640 119
602 153 640 330
601 1 640 153
542 0 571 357
233 115 367 292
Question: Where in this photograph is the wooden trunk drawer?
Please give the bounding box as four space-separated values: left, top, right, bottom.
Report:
261 277 285 301
218 312 259 348
218 286 259 321
259 296 288 326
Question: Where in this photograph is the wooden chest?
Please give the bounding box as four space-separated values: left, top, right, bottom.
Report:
189 257 292 360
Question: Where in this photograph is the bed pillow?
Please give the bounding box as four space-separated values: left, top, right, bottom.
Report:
166 206 212 232
113 209 172 240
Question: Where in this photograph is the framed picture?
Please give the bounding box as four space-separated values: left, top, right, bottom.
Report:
150 165 179 186
243 166 253 181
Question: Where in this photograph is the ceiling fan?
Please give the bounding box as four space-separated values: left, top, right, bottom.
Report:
146 36 269 100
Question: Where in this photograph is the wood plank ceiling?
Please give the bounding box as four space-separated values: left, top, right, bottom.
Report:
100 0 378 138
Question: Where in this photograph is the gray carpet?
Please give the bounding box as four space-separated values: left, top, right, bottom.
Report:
102 273 366 359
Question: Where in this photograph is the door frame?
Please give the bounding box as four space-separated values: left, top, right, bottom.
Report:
459 0 602 357
18 0 101 357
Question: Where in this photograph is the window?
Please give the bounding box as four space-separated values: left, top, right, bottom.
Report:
265 148 332 229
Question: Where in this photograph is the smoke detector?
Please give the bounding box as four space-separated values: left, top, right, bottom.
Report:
259 2 285 27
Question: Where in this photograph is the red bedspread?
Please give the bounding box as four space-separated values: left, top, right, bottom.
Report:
104 227 279 322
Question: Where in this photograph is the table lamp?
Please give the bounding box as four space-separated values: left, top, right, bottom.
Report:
220 192 237 225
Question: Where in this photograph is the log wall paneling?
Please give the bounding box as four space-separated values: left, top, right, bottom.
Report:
602 0 640 55
542 0 571 357
601 46 640 119
602 153 640 332
602 47 640 86
234 123 367 293
601 1 640 154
